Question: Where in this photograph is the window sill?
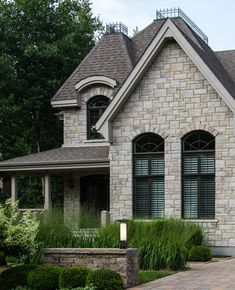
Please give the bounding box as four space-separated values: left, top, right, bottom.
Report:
83 139 108 144
184 219 218 224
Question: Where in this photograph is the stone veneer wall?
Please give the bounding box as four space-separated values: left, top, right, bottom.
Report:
63 85 114 145
63 170 108 230
43 248 138 288
110 40 235 250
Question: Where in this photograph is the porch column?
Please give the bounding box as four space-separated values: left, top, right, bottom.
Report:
11 175 18 203
44 174 51 211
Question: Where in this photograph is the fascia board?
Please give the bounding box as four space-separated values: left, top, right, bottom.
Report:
51 99 78 108
96 20 172 138
168 22 235 112
0 160 110 172
96 18 235 140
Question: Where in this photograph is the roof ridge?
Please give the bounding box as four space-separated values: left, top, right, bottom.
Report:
119 33 135 70
131 19 166 40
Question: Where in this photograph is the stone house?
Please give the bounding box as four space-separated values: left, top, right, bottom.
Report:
0 9 235 255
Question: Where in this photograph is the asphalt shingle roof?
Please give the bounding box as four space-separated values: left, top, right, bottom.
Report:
52 33 134 101
0 146 109 168
52 17 235 103
215 50 235 84
1 17 235 171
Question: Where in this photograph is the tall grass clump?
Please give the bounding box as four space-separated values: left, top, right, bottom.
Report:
79 205 101 229
93 219 203 270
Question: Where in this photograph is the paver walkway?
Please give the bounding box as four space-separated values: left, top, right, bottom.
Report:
128 258 235 290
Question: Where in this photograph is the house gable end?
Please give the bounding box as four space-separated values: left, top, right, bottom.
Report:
96 19 235 141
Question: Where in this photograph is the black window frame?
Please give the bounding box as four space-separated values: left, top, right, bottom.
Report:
133 133 165 218
87 95 110 140
182 130 215 219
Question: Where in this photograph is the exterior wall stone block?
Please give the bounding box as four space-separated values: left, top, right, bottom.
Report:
43 248 138 288
110 41 235 248
63 85 114 145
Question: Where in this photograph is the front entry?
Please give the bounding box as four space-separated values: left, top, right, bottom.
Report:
80 174 109 213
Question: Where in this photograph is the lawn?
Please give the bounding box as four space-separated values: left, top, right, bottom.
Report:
138 270 175 284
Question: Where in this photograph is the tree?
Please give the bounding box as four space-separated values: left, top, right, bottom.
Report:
0 0 102 159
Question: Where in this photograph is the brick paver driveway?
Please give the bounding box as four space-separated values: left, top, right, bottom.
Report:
128 258 235 290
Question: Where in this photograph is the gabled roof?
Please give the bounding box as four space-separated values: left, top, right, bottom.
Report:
0 147 109 172
95 18 235 140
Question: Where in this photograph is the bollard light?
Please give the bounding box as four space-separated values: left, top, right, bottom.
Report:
118 220 128 249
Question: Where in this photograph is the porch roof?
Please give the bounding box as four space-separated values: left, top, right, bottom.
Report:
0 146 109 172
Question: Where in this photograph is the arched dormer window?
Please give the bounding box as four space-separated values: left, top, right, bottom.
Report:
87 96 110 139
133 133 165 218
182 130 215 219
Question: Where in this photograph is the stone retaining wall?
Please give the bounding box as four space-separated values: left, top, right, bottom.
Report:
43 248 138 288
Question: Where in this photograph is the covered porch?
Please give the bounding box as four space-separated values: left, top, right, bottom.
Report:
0 146 110 228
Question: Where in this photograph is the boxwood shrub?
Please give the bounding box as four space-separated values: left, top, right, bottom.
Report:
59 266 91 288
0 264 36 290
27 265 62 290
188 245 212 262
86 268 124 290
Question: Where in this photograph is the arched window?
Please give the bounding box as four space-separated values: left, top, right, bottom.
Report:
87 96 110 139
182 130 215 219
133 133 165 218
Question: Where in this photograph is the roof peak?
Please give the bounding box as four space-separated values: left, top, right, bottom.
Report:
156 8 208 44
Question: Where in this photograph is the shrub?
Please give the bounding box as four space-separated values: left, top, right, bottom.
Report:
0 264 36 290
27 265 62 290
188 245 212 262
0 200 39 262
0 251 6 265
59 266 91 288
86 269 124 290
5 256 20 266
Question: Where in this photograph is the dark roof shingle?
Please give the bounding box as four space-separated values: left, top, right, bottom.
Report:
0 146 109 169
52 18 235 103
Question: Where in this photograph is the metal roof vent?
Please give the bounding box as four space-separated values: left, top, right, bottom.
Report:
156 8 208 44
106 22 128 36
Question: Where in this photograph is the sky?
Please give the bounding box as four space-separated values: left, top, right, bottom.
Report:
91 0 235 51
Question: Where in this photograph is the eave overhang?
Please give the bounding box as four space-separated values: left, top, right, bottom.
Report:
0 159 110 173
96 18 235 141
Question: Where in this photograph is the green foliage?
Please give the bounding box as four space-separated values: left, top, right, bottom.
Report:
138 240 187 270
79 205 101 228
9 287 30 290
0 264 36 290
59 287 95 290
27 265 62 290
31 215 204 271
5 256 20 266
188 245 212 262
86 269 124 290
0 200 39 261
59 266 91 288
0 251 6 265
138 270 174 284
89 219 203 270
0 0 102 161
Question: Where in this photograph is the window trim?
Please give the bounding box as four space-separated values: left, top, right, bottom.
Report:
181 130 215 220
87 96 110 140
133 133 165 218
